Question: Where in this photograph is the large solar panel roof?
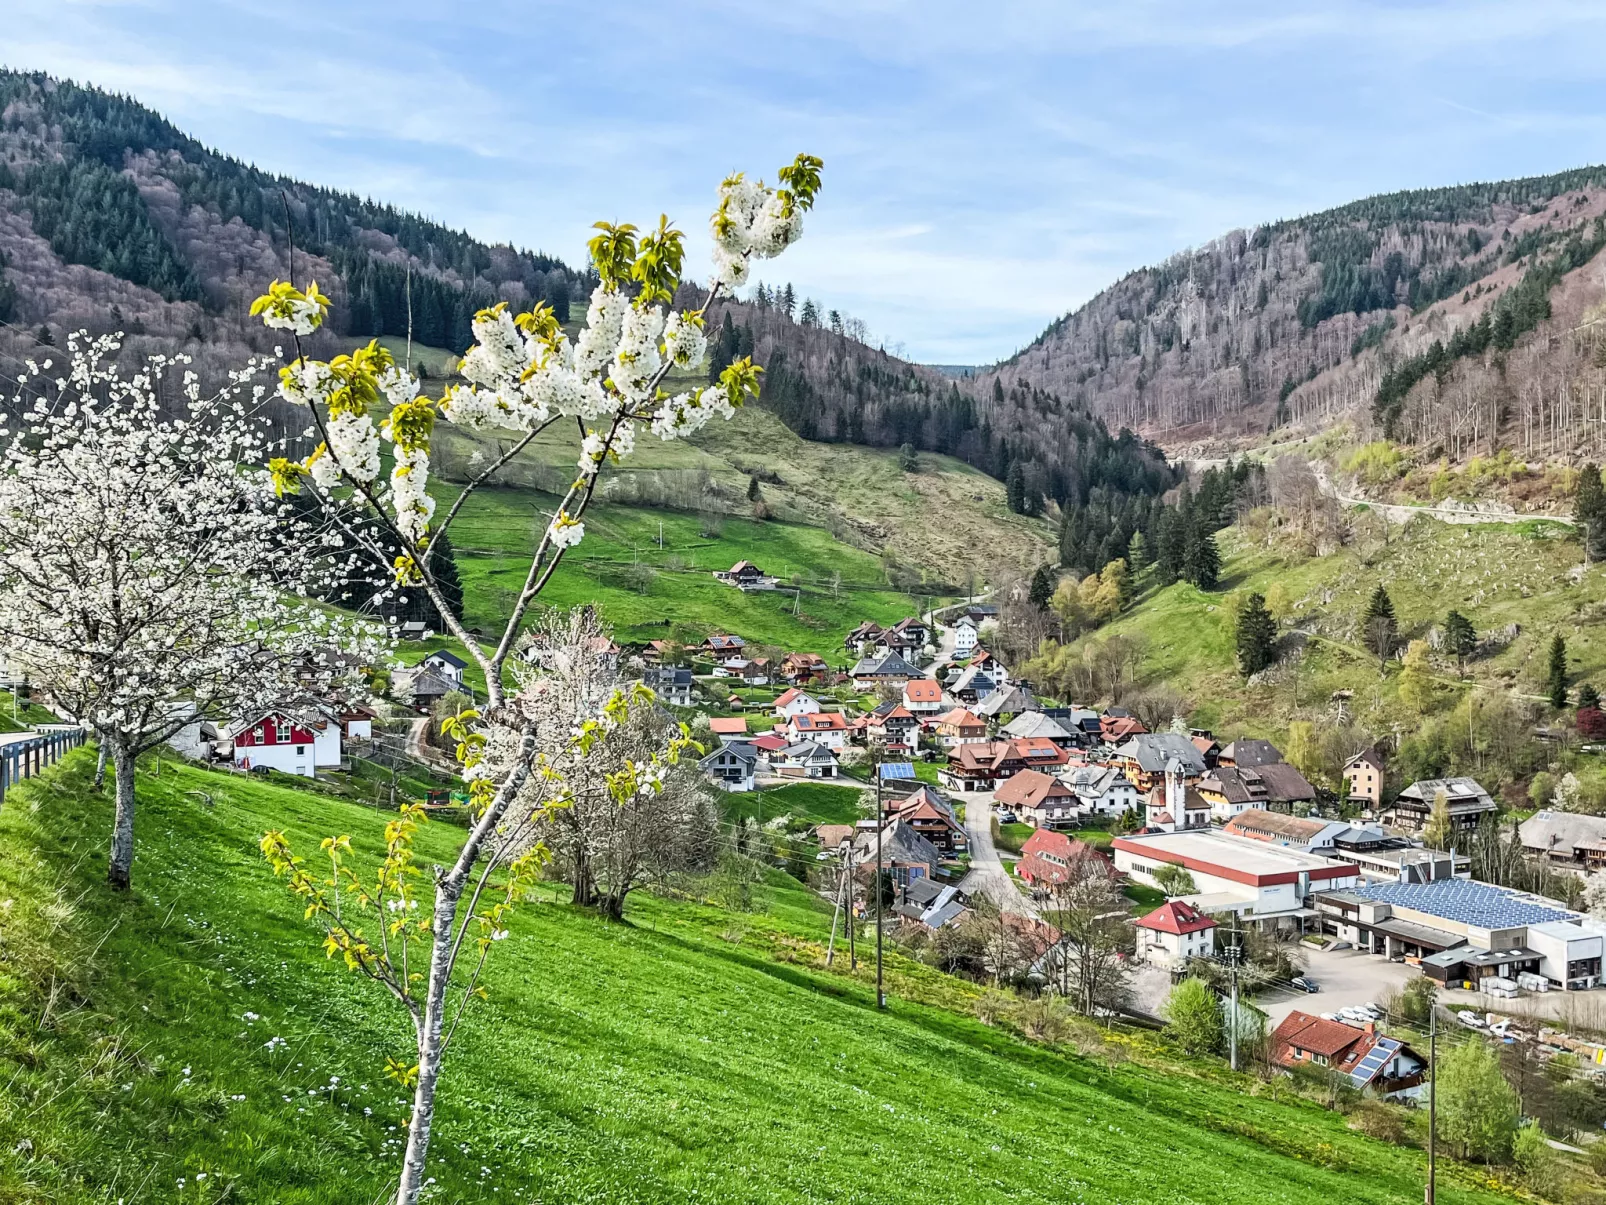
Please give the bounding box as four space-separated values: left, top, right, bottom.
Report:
878 762 916 780
1351 879 1575 927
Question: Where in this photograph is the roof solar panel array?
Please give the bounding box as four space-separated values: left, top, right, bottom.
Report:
1349 1037 1401 1086
1352 879 1576 927
878 762 916 780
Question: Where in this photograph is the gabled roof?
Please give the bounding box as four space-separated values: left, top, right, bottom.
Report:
1002 711 1074 741
950 664 997 694
935 706 985 728
1219 738 1283 767
1224 809 1331 843
1253 762 1318 803
1395 777 1495 806
993 769 1075 809
1100 714 1147 741
780 740 838 764
774 687 815 708
700 740 758 767
1520 809 1606 857
1018 829 1112 884
904 678 943 703
976 684 1038 718
706 633 745 650
727 560 762 574
1137 899 1216 936
889 786 963 832
1345 746 1386 772
1272 1010 1368 1060
793 711 849 732
873 703 916 723
709 716 749 735
1115 732 1207 774
852 818 943 870
751 733 789 751
851 651 922 679
423 649 468 669
816 823 855 849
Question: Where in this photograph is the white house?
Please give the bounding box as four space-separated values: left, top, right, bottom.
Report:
1134 899 1217 971
1063 765 1140 819
773 688 822 721
229 704 342 778
341 703 376 742
789 711 850 750
422 649 467 685
164 701 208 759
902 678 944 716
699 742 757 792
952 616 978 656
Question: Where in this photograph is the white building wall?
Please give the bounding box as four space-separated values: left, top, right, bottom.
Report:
313 723 342 768
233 741 314 777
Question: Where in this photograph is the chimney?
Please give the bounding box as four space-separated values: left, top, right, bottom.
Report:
1362 1021 1376 1037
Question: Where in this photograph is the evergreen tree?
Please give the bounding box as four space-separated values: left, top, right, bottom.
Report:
799 298 820 326
1579 682 1601 711
1443 609 1477 677
1548 633 1569 708
1362 584 1396 667
897 442 918 472
1029 564 1056 609
1156 509 1184 586
429 531 465 622
747 475 762 503
1579 463 1606 563
1005 460 1026 515
544 276 571 324
779 283 795 319
1126 529 1150 578
1184 525 1219 590
1235 592 1277 676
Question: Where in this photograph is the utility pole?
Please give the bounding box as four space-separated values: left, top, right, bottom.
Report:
1426 1005 1437 1205
846 842 857 970
875 756 886 1009
1226 914 1241 1072
825 849 847 966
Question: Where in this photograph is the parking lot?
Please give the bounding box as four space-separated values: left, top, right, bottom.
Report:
1256 946 1416 1028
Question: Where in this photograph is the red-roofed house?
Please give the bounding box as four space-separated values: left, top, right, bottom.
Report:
751 733 790 754
867 703 920 753
789 710 850 750
993 770 1079 829
709 716 749 743
773 688 821 721
1134 900 1216 970
1017 828 1112 888
780 652 827 684
885 785 968 854
1271 1012 1426 1099
902 678 944 715
934 707 988 747
1101 714 1148 743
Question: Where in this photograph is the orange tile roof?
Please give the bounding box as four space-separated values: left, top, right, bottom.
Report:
709 717 748 735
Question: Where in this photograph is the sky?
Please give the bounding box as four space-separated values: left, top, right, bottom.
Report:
8 1 1606 363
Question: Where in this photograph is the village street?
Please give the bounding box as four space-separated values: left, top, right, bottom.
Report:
958 792 1039 917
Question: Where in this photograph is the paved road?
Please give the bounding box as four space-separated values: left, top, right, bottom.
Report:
958 794 1039 917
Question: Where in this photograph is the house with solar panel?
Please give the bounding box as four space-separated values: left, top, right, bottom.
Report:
1313 877 1606 991
1270 1011 1426 1101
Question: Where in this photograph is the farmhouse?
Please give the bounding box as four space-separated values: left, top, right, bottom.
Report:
1382 777 1498 833
1134 899 1216 971
1518 810 1606 871
780 652 827 683
715 560 775 590
709 716 749 743
885 785 967 854
994 769 1079 829
949 663 998 703
851 650 922 687
771 740 840 779
704 633 746 655
851 819 943 886
976 683 1037 721
1216 739 1283 768
1197 763 1317 819
1001 711 1077 747
1113 828 1361 925
396 664 457 709
1100 713 1146 743
866 702 920 753
1016 828 1111 889
1270 1012 1426 1100
1065 764 1140 818
230 703 342 778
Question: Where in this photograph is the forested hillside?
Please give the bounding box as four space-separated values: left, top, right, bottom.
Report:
984 166 1606 460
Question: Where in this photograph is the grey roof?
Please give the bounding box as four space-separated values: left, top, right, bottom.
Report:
1116 732 1208 775
700 741 758 768
977 684 1039 719
903 876 948 907
1219 738 1283 767
1395 777 1495 808
644 666 693 688
424 649 468 669
950 664 998 696
851 651 922 679
923 899 968 929
853 819 943 870
1002 711 1073 741
1519 810 1606 857
1347 879 1578 928
780 740 837 764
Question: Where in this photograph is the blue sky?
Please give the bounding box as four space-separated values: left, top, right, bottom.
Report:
10 1 1606 363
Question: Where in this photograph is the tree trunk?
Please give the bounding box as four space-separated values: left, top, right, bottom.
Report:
94 740 108 790
395 878 463 1205
571 856 599 908
107 738 136 891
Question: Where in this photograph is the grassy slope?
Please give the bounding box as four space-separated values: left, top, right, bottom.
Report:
0 752 1513 1205
438 484 935 655
1095 517 1605 739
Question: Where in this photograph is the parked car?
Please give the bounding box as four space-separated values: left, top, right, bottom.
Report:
997 809 1018 824
1456 1011 1486 1030
1290 976 1319 993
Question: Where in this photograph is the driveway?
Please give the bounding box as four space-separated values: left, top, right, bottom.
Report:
1255 946 1415 1028
958 794 1038 917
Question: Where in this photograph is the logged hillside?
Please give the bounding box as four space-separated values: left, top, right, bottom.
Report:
985 166 1606 460
0 750 1516 1204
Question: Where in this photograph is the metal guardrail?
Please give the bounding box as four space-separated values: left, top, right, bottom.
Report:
0 727 85 805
